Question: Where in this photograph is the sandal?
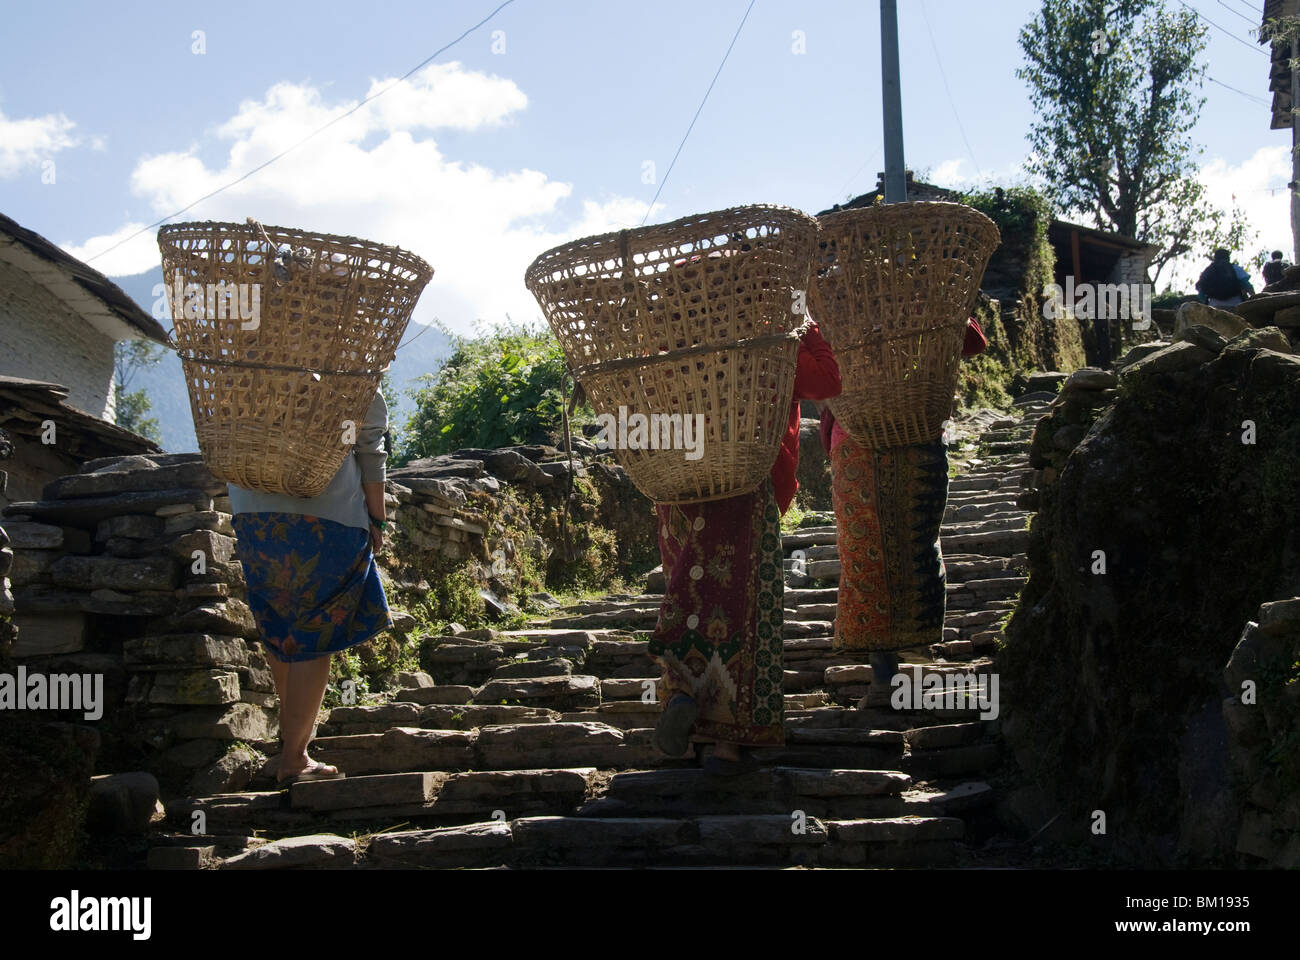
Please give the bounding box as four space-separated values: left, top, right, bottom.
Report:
277 760 344 788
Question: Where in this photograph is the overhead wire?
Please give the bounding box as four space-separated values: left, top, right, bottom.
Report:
639 0 758 226
920 0 980 177
84 0 518 265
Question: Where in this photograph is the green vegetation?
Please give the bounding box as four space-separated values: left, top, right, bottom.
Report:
955 185 1078 407
113 340 164 443
395 322 594 464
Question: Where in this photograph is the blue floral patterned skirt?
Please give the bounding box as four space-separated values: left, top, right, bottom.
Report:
231 512 391 663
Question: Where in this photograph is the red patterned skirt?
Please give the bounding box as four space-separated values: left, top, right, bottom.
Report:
647 482 786 747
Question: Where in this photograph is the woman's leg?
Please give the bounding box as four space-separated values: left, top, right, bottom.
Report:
233 512 391 780
269 653 335 779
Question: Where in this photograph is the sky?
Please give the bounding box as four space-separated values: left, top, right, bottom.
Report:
0 0 1293 337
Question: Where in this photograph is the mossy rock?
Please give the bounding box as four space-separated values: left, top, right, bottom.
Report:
1001 342 1300 865
0 718 99 869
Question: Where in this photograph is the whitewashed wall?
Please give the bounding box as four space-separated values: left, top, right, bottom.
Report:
0 258 117 419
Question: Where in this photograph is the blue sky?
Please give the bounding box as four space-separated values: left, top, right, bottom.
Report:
0 0 1292 333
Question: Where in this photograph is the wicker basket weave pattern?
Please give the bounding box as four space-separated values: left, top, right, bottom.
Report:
811 202 1000 448
159 221 433 496
526 205 819 504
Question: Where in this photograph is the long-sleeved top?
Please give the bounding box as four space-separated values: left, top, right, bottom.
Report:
227 389 389 531
772 323 841 514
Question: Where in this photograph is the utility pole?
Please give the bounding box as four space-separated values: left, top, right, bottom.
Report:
1292 34 1299 264
881 0 906 203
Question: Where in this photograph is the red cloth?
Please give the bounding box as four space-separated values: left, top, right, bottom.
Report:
962 317 988 357
772 324 841 514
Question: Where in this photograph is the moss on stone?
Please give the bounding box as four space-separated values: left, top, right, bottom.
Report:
1001 345 1300 865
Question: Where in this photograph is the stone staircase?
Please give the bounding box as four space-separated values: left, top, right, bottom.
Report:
146 396 1052 870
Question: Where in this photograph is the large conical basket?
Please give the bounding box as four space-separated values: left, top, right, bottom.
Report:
526 205 819 504
811 202 1000 448
159 220 433 496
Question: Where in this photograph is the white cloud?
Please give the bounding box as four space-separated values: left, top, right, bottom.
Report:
1161 145 1293 292
0 108 80 178
69 62 656 335
925 155 1041 193
62 221 159 277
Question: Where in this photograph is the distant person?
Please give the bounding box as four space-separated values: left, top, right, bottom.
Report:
1195 249 1254 308
1262 250 1291 287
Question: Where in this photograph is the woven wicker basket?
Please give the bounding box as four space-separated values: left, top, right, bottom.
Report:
158 220 433 496
810 202 1000 448
525 205 818 504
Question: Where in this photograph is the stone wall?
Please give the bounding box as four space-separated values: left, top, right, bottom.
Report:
385 440 658 620
0 440 660 799
999 324 1300 866
2 453 278 793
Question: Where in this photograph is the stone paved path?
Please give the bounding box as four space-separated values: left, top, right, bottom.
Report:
146 396 1052 870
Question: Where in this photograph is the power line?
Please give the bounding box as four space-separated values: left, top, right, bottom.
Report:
1215 0 1258 27
834 143 884 203
1228 0 1263 17
1175 0 1269 56
640 0 757 226
920 0 980 177
85 0 518 265
1207 74 1271 104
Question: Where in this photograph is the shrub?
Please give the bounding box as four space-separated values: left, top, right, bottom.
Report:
396 322 592 463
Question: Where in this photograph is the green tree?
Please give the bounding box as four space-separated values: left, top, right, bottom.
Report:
396 322 590 463
112 340 163 443
1018 0 1253 282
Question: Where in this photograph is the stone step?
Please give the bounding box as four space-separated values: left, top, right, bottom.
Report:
476 674 601 710
944 502 1024 521
940 527 1030 557
312 722 669 775
514 813 963 868
900 781 995 816
944 490 1031 507
782 587 842 606
172 767 602 835
905 721 993 750
781 527 839 549
584 766 912 819
900 741 1002 779
823 660 995 686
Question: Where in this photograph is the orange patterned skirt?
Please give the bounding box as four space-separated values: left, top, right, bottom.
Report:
831 434 949 653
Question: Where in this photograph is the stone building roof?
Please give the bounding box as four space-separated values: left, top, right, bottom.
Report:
0 375 161 461
0 212 168 345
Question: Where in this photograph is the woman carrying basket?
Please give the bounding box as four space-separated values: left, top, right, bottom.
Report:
652 323 841 775
823 317 988 708
227 387 393 786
